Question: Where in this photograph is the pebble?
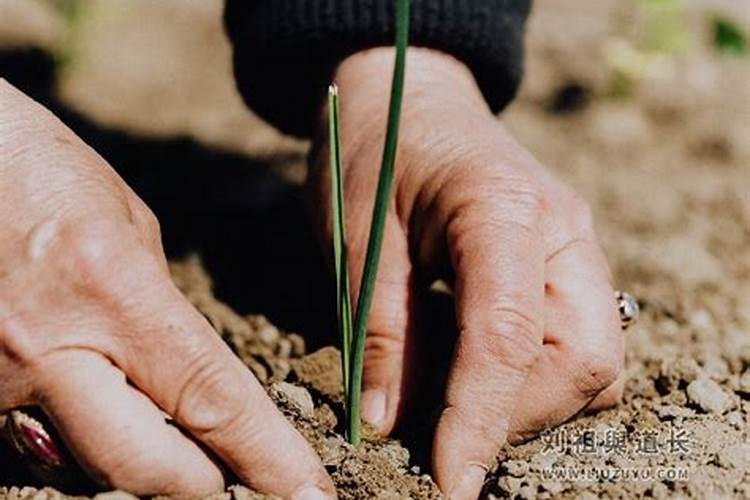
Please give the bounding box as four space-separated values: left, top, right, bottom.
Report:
372 441 410 468
229 485 266 500
30 491 48 500
497 476 523 494
700 354 730 381
518 485 538 500
540 480 565 495
725 411 745 430
269 382 314 417
716 443 750 470
94 493 139 500
686 377 734 414
319 436 348 466
257 324 280 345
651 482 670 499
657 404 694 420
504 459 529 477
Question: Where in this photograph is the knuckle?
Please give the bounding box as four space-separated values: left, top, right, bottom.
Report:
442 168 545 224
0 313 36 365
65 222 128 287
173 355 249 438
62 220 163 299
464 309 542 374
130 200 161 241
365 332 404 361
502 176 546 217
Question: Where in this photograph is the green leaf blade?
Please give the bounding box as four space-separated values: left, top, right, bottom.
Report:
328 84 353 406
347 0 410 447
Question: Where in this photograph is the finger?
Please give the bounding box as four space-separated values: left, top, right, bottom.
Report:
35 351 224 496
508 240 623 442
433 184 545 499
353 216 416 434
110 254 334 499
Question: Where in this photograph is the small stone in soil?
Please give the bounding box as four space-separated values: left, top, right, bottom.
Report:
651 482 670 499
503 459 529 478
540 480 565 495
269 382 314 417
725 411 745 429
517 484 538 500
93 493 139 500
658 404 694 420
497 475 523 494
319 436 348 466
257 323 280 345
228 485 267 500
716 443 750 470
686 377 734 414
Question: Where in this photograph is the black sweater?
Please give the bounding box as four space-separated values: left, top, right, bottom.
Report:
224 0 531 137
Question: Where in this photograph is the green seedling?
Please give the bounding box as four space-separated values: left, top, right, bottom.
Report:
328 0 410 446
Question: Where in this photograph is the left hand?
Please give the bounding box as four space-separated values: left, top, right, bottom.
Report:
310 47 625 499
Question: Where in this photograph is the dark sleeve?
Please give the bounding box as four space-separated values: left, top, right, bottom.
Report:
224 0 532 137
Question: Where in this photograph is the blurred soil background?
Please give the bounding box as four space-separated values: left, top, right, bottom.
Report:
0 0 748 498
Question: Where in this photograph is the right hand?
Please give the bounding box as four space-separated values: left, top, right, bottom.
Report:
0 80 334 499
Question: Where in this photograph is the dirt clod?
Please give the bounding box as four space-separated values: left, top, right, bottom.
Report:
269 382 314 418
686 377 735 414
290 348 344 402
716 444 750 470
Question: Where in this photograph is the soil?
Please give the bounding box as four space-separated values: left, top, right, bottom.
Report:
1 0 748 499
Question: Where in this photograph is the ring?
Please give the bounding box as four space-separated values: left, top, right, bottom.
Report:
615 290 639 330
0 409 73 486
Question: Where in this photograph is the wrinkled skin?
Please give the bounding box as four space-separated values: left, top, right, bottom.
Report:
0 79 334 500
310 48 625 499
0 46 624 500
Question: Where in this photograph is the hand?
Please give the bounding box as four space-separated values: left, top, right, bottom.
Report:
310 48 624 499
0 80 334 499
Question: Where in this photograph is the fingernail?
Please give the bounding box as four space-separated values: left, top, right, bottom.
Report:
293 486 331 500
448 464 487 500
361 389 386 429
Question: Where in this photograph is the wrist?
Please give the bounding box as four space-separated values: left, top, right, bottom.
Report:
334 47 490 125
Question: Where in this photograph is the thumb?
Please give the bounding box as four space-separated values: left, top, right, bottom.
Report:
353 217 415 434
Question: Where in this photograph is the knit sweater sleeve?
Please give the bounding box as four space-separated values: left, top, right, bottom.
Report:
224 0 532 137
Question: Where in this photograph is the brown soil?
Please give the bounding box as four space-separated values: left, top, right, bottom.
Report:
1 0 748 499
